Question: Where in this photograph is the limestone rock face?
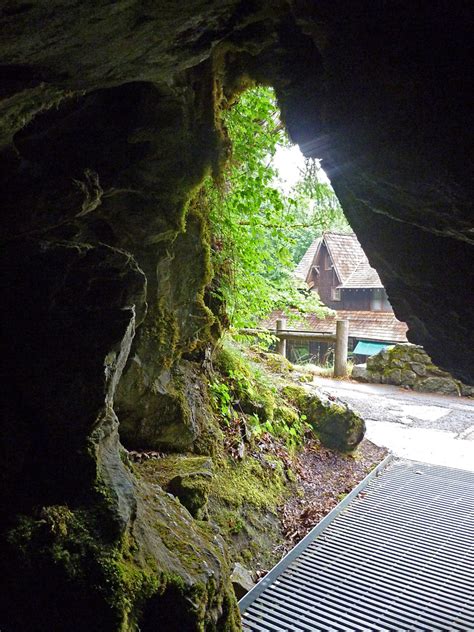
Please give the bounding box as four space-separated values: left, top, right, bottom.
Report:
0 1 473 628
166 456 214 519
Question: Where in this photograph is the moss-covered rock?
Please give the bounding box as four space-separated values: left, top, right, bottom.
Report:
117 360 220 454
137 449 288 573
359 344 466 396
282 384 365 452
3 472 241 632
213 338 278 424
152 455 213 519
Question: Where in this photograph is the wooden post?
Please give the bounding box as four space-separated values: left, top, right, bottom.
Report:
276 318 287 358
334 319 349 377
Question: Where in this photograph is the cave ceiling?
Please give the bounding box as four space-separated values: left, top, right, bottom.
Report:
2 2 472 384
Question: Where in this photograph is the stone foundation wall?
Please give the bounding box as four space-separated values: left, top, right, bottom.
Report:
353 344 474 397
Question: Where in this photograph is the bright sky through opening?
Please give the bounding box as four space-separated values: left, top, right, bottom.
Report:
273 144 330 193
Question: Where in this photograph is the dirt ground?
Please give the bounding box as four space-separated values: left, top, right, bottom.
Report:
267 437 387 574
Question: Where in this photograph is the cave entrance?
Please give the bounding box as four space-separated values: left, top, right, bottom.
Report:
211 85 405 367
209 85 472 472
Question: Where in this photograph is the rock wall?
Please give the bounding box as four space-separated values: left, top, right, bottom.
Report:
0 1 473 629
353 345 474 397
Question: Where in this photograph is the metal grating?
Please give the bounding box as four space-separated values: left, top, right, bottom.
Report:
240 458 474 631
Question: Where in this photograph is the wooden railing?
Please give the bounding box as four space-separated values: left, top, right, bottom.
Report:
240 318 349 377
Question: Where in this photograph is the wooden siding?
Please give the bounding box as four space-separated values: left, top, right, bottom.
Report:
312 244 373 310
312 243 341 309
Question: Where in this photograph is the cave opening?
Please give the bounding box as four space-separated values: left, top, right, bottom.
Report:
1 4 473 630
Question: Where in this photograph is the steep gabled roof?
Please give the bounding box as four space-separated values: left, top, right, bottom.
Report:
338 258 384 289
295 231 384 290
323 232 365 284
294 238 321 281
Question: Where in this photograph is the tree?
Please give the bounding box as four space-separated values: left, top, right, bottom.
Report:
206 86 347 328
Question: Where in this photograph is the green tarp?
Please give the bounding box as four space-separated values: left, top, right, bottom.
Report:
353 341 392 356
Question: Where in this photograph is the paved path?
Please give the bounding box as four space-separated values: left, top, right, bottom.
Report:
311 378 474 471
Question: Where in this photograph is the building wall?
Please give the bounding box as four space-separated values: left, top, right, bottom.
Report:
340 289 372 310
310 245 393 312
311 244 343 309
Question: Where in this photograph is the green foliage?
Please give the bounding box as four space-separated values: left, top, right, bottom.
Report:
285 158 350 263
209 380 235 423
208 86 344 328
211 338 309 450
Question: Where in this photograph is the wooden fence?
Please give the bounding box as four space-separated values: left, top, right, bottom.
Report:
240 318 349 377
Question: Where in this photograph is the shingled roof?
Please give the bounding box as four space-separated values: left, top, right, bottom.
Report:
295 231 384 289
324 232 363 283
294 238 321 280
338 258 384 289
264 309 408 343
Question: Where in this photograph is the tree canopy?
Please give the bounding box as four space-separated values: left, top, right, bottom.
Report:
206 86 349 328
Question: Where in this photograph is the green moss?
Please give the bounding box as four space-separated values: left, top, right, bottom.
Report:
211 456 285 509
215 509 246 535
274 404 299 427
281 384 308 408
280 384 365 452
5 505 163 630
258 351 295 375
213 337 278 423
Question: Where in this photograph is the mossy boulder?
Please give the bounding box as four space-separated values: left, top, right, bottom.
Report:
137 450 288 583
359 344 466 395
282 385 365 452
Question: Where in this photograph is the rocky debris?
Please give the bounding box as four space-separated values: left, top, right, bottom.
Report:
281 439 387 551
230 563 255 600
128 450 166 463
353 344 472 397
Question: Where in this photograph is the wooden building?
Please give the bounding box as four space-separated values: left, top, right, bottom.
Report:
295 232 393 311
267 232 409 364
265 309 408 365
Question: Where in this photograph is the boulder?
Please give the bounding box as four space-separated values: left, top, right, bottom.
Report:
400 370 417 387
384 369 402 385
281 385 365 452
231 563 255 600
417 377 460 396
411 362 427 377
351 364 369 381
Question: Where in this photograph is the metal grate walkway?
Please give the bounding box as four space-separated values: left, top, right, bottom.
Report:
240 458 474 631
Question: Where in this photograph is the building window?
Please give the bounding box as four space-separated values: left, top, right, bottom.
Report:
331 287 341 301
